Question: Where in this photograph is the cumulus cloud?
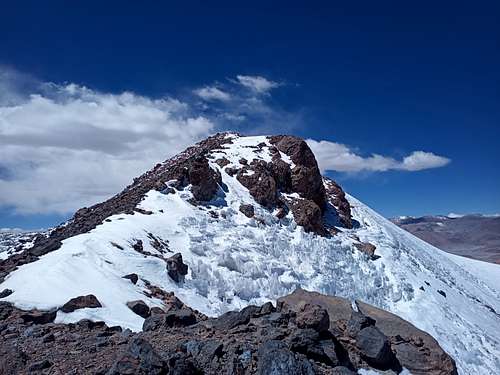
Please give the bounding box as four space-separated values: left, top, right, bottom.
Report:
193 86 231 101
236 75 280 93
0 75 214 215
306 139 450 173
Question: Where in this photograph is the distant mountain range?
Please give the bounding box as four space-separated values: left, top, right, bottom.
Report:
391 214 500 264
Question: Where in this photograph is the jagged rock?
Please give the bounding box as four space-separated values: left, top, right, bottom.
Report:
288 328 337 366
295 303 330 333
239 204 255 218
279 289 457 375
346 310 376 336
166 253 188 282
324 177 353 229
0 288 13 298
184 339 224 368
0 289 457 375
61 294 102 313
356 326 397 369
269 156 292 191
164 309 197 328
126 300 150 318
107 337 166 375
21 309 57 324
142 314 165 332
288 198 326 235
122 273 139 284
257 340 315 375
188 155 222 202
237 160 278 208
269 135 326 210
354 242 377 260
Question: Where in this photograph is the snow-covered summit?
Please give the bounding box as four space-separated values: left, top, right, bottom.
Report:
0 133 499 374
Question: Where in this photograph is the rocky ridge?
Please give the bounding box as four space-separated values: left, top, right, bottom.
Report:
0 289 456 375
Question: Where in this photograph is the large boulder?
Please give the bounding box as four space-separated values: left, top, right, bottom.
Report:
127 300 151 318
61 294 102 313
257 340 315 375
288 198 326 235
356 326 397 369
166 253 188 283
107 337 167 375
295 303 330 333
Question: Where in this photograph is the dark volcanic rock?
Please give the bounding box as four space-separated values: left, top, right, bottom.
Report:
239 203 255 218
356 326 397 369
346 310 376 336
0 289 457 375
257 340 315 375
20 309 57 324
295 303 330 333
166 253 188 282
61 294 102 313
279 289 457 375
164 309 197 328
127 300 151 318
123 273 139 284
107 337 167 375
0 288 13 298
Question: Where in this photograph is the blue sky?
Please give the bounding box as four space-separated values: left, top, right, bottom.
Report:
1 1 499 229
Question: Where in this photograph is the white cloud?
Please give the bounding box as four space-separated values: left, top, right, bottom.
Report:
401 151 450 171
236 75 280 93
306 139 450 173
0 76 214 215
193 86 231 101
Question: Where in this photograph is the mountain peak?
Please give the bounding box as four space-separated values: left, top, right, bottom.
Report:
0 133 499 374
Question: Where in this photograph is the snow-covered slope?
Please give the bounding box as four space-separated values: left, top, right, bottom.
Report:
1 134 499 374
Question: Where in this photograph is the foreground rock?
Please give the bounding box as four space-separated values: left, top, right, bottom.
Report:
0 290 456 374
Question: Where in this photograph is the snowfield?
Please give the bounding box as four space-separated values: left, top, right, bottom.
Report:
1 135 499 374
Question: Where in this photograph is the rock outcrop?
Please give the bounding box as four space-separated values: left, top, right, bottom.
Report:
0 289 457 375
60 294 102 313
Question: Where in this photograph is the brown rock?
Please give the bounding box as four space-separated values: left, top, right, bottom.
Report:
324 177 353 229
188 155 222 202
354 242 377 260
61 295 102 313
236 161 278 208
269 135 326 209
126 300 151 318
288 198 326 235
239 204 255 218
295 303 330 333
